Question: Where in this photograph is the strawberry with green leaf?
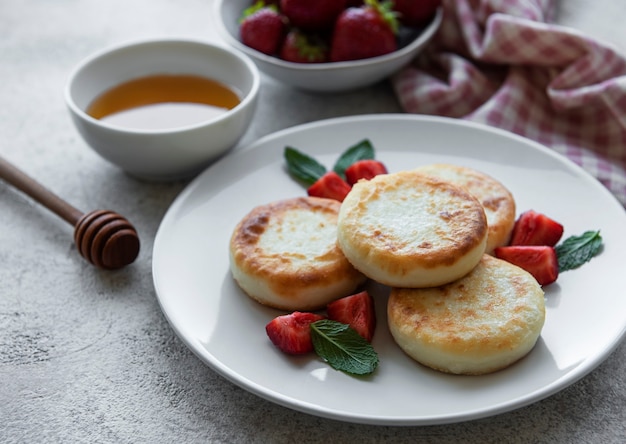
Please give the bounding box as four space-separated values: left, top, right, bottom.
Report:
240 1 288 55
265 311 325 354
496 230 603 285
284 139 384 202
331 139 375 177
280 30 329 63
265 310 379 375
330 0 400 62
345 159 388 185
284 139 376 185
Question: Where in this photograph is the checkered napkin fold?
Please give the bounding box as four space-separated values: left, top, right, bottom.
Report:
392 0 626 207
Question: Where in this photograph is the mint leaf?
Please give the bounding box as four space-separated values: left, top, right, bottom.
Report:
332 139 375 178
555 230 603 272
284 146 327 185
310 319 378 376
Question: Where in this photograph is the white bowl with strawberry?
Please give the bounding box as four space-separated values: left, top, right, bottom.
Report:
213 0 442 92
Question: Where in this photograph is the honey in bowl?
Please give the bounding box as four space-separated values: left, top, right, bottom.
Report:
86 74 241 130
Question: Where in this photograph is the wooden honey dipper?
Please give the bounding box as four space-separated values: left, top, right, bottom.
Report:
0 155 140 269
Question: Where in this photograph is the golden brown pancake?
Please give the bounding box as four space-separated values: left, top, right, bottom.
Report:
229 196 366 311
388 255 546 375
337 170 488 288
414 164 516 253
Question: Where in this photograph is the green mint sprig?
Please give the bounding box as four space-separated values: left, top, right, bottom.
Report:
310 319 378 376
284 139 375 185
283 147 326 185
331 139 375 178
555 230 603 272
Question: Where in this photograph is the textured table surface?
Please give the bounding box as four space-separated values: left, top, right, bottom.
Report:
1 1 624 443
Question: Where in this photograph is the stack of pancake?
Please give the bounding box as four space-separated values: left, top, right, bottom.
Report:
229 164 545 375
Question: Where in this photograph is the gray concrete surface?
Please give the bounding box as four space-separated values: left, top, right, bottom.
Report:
1 1 624 442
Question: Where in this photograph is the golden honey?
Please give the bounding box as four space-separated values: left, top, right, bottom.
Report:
86 74 241 130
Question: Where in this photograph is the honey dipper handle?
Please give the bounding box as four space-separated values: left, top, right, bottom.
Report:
0 155 83 225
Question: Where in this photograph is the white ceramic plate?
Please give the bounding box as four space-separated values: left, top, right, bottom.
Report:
152 115 626 426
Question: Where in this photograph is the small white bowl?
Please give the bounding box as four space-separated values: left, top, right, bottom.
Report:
65 38 260 181
213 0 442 93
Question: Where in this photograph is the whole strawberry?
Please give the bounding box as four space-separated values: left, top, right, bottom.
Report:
330 0 399 62
280 0 348 31
240 1 287 55
392 0 441 27
280 30 329 63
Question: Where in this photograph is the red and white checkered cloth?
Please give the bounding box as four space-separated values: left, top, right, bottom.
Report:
392 0 626 207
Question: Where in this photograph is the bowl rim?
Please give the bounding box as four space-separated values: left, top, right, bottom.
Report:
212 0 443 72
64 36 261 135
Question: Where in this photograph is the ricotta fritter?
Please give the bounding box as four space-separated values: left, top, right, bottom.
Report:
414 164 516 253
337 170 488 288
388 254 546 375
229 196 366 311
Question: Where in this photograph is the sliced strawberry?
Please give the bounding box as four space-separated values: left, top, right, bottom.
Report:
307 171 352 202
510 210 564 247
344 159 388 185
494 245 559 286
240 2 287 55
327 291 376 342
265 311 325 354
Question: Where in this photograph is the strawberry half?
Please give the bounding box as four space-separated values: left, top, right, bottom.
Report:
510 210 564 247
344 159 388 185
307 171 352 202
494 245 559 286
330 0 399 62
240 2 287 55
327 291 376 342
265 311 326 354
